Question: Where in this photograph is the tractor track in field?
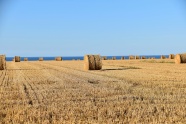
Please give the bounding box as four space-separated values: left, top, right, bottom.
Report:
7 62 51 106
29 61 125 84
14 62 130 102
22 62 136 104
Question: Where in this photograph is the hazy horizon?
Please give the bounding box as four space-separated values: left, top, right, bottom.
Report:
0 0 186 56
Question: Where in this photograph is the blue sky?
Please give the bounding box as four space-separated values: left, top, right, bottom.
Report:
0 0 186 57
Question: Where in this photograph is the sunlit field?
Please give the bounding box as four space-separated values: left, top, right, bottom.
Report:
0 59 186 123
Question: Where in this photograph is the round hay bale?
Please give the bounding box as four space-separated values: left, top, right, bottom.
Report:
94 55 102 70
175 54 181 64
15 56 20 62
0 55 6 70
39 57 43 61
135 56 140 59
129 55 135 60
141 56 146 59
161 55 166 59
84 55 95 70
55 57 62 61
24 58 28 61
84 55 102 70
121 56 125 60
102 56 107 60
169 54 175 59
175 54 186 64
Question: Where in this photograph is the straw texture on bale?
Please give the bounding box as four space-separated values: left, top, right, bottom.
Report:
161 55 166 59
135 56 140 59
0 55 6 70
169 54 175 59
55 57 62 61
175 54 186 64
24 58 28 61
84 55 102 71
129 55 135 60
84 55 96 70
15 56 20 62
121 56 125 60
94 55 102 70
141 56 146 59
39 58 43 61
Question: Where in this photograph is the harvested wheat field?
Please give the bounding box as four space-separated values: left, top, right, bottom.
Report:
0 59 186 123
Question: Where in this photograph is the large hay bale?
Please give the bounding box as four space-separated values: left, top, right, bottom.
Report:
24 58 28 61
55 57 62 61
135 56 140 59
129 55 135 60
84 55 96 70
94 55 102 70
39 57 43 61
15 56 20 62
161 55 166 59
121 56 125 60
0 55 6 70
84 55 102 70
169 54 175 59
175 54 186 64
141 56 146 59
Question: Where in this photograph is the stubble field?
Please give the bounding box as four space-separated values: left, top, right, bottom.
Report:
0 59 186 123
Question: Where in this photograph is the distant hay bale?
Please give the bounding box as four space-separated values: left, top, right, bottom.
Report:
129 55 135 60
84 55 102 70
169 54 175 59
39 57 43 61
121 56 125 60
135 56 140 59
151 57 155 59
175 54 186 64
24 58 28 61
0 55 6 70
161 55 166 59
55 57 62 61
112 57 116 60
15 56 20 62
141 56 146 59
102 56 107 60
